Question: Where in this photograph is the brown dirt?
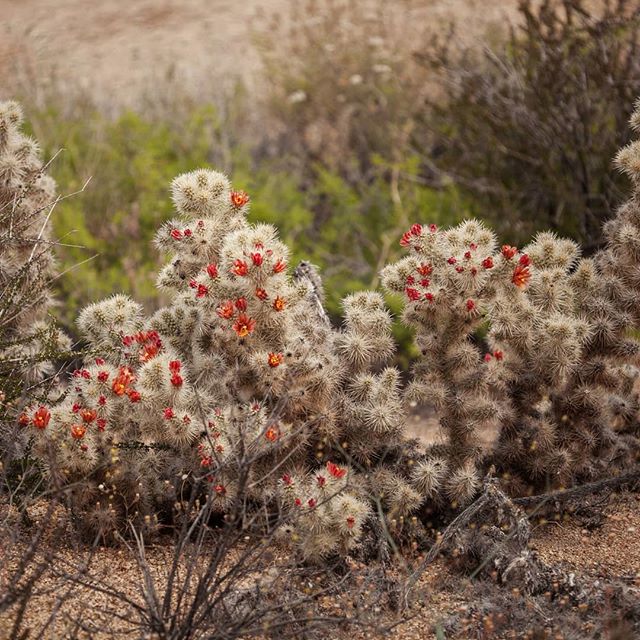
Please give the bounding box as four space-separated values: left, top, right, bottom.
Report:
2 490 638 639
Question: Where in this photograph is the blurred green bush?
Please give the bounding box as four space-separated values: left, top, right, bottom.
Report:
415 0 640 250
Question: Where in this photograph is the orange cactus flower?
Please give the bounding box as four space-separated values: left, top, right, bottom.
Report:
230 190 250 207
217 300 235 319
417 263 433 276
81 409 97 424
232 314 256 338
265 424 280 442
512 264 531 288
267 352 284 368
112 367 135 396
272 296 286 312
71 424 87 440
273 258 287 274
32 406 51 430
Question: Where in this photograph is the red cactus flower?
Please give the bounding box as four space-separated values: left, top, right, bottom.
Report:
482 256 493 269
406 275 415 285
72 402 81 413
466 299 476 311
272 296 286 312
294 498 302 507
217 300 235 319
268 352 284 368
214 484 227 495
405 287 421 301
494 350 504 361
140 342 160 362
255 288 268 300
464 251 472 260
273 258 287 274
519 253 531 267
399 231 412 247
417 263 433 276
71 424 86 440
196 284 209 298
346 516 356 529
183 229 192 238
206 263 218 278
410 223 422 236
447 256 457 265
98 395 107 406
501 245 518 260
512 264 531 288
170 229 182 240
282 474 293 485
189 279 197 289
164 407 175 420
316 475 326 487
420 278 430 287
18 413 29 427
230 190 250 207
255 241 264 249
171 373 183 388
232 259 249 276
484 353 492 362
32 406 51 430
182 414 191 424
81 409 96 424
308 498 317 509
425 292 434 302
232 314 256 338
169 360 181 373
326 461 347 478
455 266 464 273
235 297 247 312
97 370 109 382
250 252 263 266
95 358 105 366
128 390 142 403
429 223 438 232
97 418 106 431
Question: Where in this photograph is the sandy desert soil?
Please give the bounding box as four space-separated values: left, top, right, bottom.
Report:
1 490 639 639
0 0 520 106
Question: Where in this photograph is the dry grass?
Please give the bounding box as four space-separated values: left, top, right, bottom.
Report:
0 0 521 107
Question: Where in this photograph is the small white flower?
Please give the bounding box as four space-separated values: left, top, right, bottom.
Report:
372 64 391 74
287 90 307 104
349 74 363 86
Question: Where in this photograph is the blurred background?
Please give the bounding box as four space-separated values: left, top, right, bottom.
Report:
2 0 640 365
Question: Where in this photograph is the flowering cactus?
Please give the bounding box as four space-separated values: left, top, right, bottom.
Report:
22 167 412 556
384 104 640 501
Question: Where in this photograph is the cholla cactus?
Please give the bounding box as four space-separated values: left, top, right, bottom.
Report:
22 167 416 556
384 104 640 500
0 101 69 456
381 220 510 505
